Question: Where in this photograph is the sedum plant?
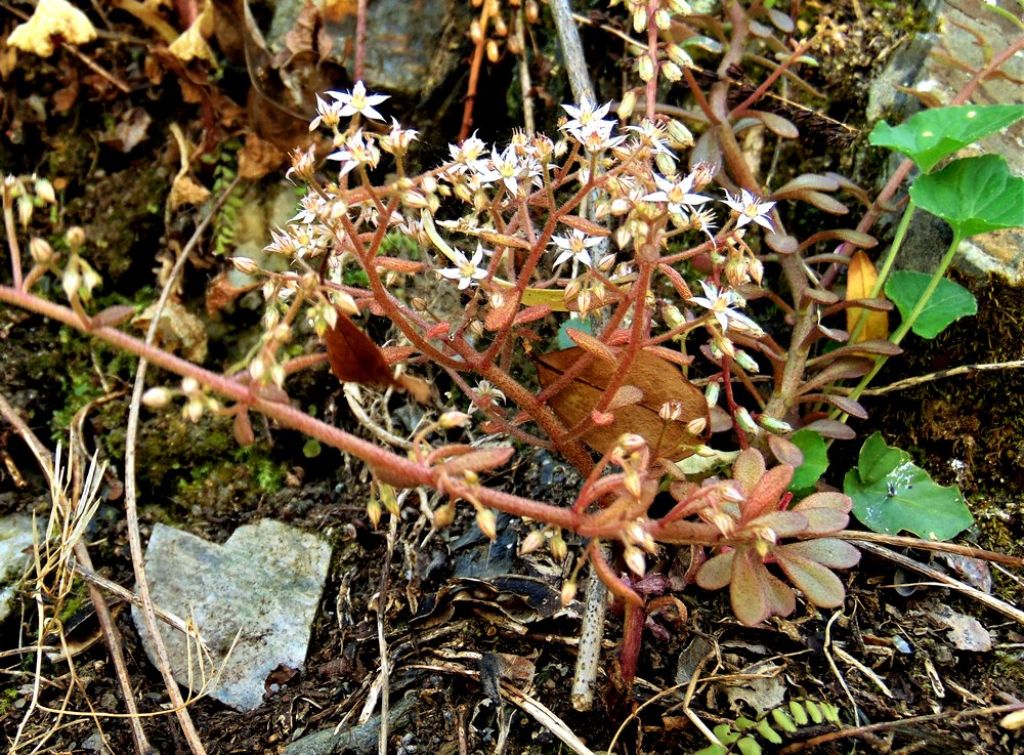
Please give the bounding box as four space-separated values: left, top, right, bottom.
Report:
3 0 1023 694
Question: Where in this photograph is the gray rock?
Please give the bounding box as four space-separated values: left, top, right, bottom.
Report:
269 0 458 100
133 519 332 711
867 0 1024 284
0 513 35 623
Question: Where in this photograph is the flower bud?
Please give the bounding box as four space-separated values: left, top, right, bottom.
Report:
29 237 54 265
142 387 172 408
61 265 81 301
184 398 204 423
654 8 672 29
366 497 383 528
231 256 259 275
666 43 694 70
519 529 546 555
432 500 456 528
525 0 539 24
733 349 760 373
624 544 646 576
560 579 577 606
705 381 720 407
65 226 86 251
476 507 497 540
617 89 637 120
34 177 56 204
549 530 567 561
735 406 760 435
666 119 694 148
661 60 683 82
486 39 500 63
758 415 794 434
686 417 707 435
637 54 655 82
632 6 647 33
439 411 471 429
17 194 32 226
655 152 676 176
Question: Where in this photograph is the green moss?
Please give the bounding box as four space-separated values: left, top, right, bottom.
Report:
0 686 18 717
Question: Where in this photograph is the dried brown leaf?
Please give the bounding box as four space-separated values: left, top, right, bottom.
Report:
534 347 708 460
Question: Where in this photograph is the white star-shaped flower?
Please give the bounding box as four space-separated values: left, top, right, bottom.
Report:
551 229 602 268
439 244 489 290
689 280 764 336
329 81 389 121
723 189 776 231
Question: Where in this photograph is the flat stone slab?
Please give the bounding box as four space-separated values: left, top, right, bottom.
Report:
0 513 35 623
133 519 332 711
868 0 1024 285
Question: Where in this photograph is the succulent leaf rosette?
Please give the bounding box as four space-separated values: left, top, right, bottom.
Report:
695 449 861 626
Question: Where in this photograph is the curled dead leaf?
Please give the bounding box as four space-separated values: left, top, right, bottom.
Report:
534 347 708 460
7 0 97 57
846 251 889 343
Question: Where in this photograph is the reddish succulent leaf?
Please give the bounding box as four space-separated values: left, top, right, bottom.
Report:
534 347 708 460
513 304 552 326
91 304 137 329
731 548 781 626
768 434 804 467
566 328 617 362
232 410 254 446
696 550 734 590
743 464 794 521
324 309 396 388
733 447 767 493
381 345 417 364
439 446 515 476
375 256 426 274
791 492 852 534
479 230 533 250
774 549 847 608
801 190 849 214
846 251 889 343
484 294 517 331
763 568 797 620
802 418 857 440
779 539 861 569
755 510 810 538
559 214 611 236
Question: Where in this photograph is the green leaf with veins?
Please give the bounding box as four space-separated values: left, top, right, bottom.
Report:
885 271 976 339
910 155 1024 238
869 104 1024 172
844 433 972 540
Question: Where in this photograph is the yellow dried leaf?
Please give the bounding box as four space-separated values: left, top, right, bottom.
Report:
7 0 97 57
169 175 210 210
168 3 216 64
846 251 889 343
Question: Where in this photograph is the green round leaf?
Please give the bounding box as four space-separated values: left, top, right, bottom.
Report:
910 155 1024 238
869 104 1024 172
788 429 828 491
885 270 977 339
302 439 322 458
844 433 973 540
